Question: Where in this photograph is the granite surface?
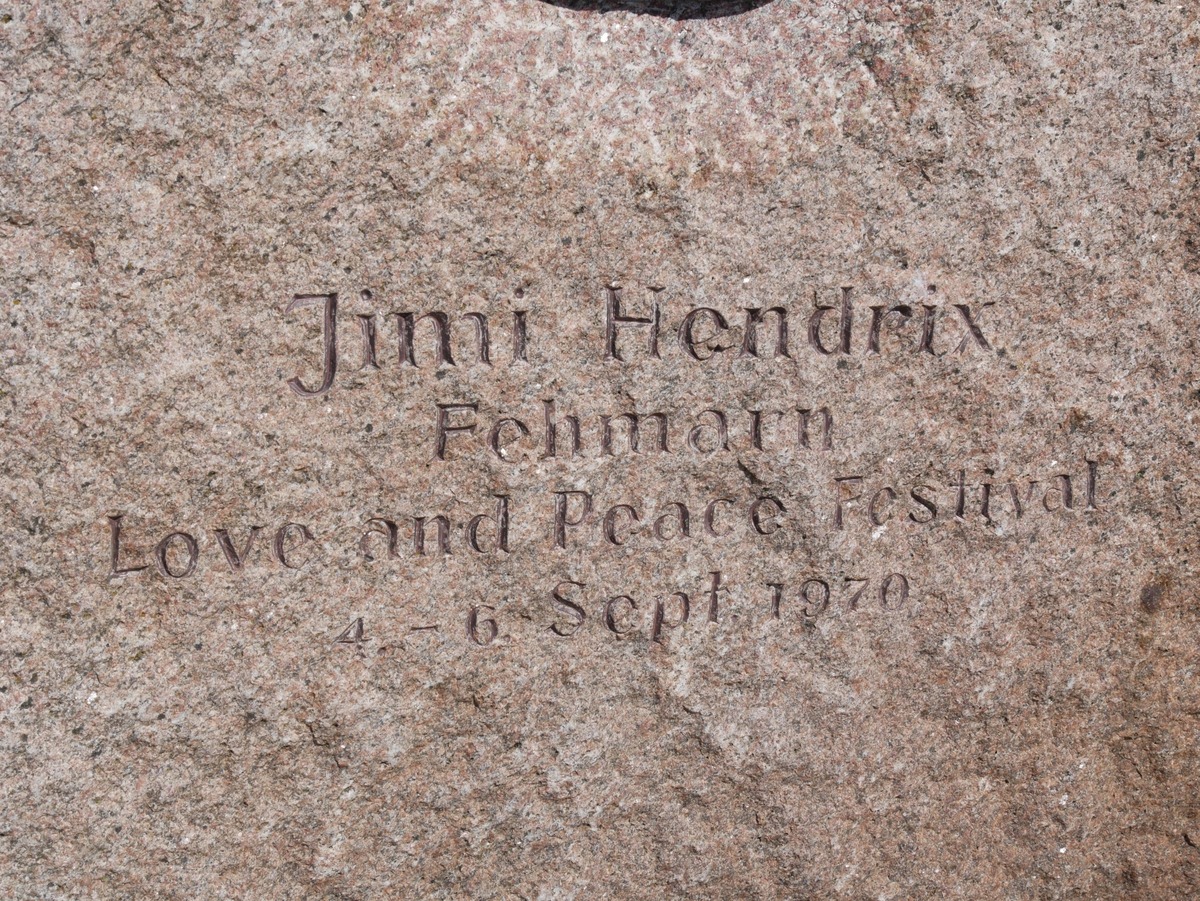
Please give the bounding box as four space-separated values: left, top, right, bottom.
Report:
2 0 1199 898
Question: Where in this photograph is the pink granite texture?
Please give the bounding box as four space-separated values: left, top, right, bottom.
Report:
1 0 1198 897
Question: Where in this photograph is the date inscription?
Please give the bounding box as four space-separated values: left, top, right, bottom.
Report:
330 569 916 656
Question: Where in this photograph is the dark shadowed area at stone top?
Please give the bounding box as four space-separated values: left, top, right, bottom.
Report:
538 0 778 19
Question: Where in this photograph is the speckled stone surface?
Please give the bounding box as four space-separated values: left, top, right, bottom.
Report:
2 1 1199 898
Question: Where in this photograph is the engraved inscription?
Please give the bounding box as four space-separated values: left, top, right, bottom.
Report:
283 284 999 401
435 403 834 462
285 291 528 398
101 277 1113 669
603 285 996 365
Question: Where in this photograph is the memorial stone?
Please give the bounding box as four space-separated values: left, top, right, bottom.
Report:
2 0 1198 897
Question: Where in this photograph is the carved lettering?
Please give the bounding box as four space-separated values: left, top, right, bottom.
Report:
357 310 380 370
488 417 531 462
868 488 896 527
541 399 581 459
272 523 314 569
951 469 968 519
462 311 491 365
831 459 1103 530
1043 474 1074 512
953 303 994 353
834 476 864 529
749 496 785 535
798 407 833 451
678 307 731 361
800 579 830 617
435 403 478 461
918 304 937 355
413 515 451 556
155 531 198 579
467 496 511 554
603 504 640 546
467 605 498 646
512 310 529 362
360 518 399 561
549 580 587 637
706 570 726 623
741 307 790 359
605 286 661 361
213 526 262 573
554 490 593 549
286 293 338 397
807 287 853 356
653 502 691 540
601 412 670 456
107 515 148 576
909 486 938 523
769 572 913 619
867 304 912 354
441 401 835 459
605 595 638 635
704 498 734 537
652 592 690 644
397 311 455 367
688 409 729 453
